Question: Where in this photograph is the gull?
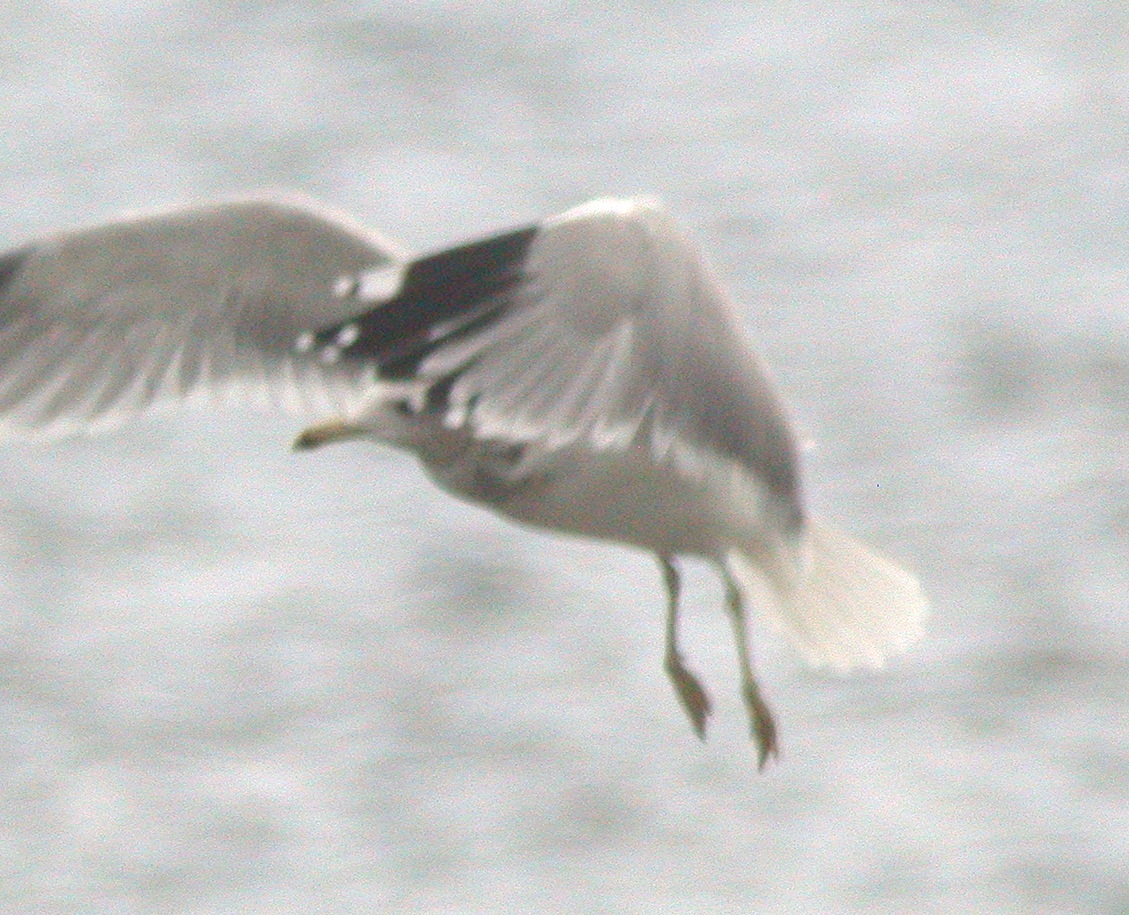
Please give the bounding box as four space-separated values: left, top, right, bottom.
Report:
0 194 927 767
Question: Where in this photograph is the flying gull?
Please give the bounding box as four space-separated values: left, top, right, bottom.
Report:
0 194 927 767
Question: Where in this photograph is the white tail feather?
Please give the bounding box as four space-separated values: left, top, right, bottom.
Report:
726 520 927 671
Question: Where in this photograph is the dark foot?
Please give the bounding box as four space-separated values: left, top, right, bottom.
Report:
665 655 712 740
743 684 779 770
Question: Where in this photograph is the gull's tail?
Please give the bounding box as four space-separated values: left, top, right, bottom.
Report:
726 520 928 671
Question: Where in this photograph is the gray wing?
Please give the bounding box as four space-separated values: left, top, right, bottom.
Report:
0 194 404 435
312 197 802 510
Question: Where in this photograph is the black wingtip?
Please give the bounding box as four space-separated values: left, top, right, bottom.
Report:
304 224 539 378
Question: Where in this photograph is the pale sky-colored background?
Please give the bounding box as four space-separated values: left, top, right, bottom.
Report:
1 3 1126 912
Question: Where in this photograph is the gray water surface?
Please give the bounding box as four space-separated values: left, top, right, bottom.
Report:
1 3 1126 913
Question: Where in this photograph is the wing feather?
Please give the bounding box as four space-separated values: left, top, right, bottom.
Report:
0 193 802 517
0 194 403 436
319 197 801 508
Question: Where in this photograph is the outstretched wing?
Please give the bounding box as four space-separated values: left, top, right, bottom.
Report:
308 197 802 511
0 194 801 514
0 194 404 435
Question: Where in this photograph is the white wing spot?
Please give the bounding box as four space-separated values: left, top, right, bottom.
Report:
319 345 342 364
335 323 360 347
357 263 407 302
427 317 460 342
294 331 315 353
333 275 358 298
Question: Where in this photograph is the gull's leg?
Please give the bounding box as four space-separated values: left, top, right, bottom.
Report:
722 572 779 770
660 555 712 740
292 418 370 450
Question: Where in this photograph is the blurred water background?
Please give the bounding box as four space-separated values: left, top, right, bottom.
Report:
1 3 1126 912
